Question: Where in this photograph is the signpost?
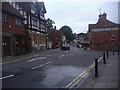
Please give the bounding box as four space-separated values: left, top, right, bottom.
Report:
111 35 116 55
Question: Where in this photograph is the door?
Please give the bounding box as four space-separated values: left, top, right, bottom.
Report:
2 36 11 57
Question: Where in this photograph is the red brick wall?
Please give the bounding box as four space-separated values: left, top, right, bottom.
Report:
49 31 62 48
91 30 119 51
2 14 25 35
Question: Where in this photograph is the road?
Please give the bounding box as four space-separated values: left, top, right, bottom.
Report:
2 45 103 88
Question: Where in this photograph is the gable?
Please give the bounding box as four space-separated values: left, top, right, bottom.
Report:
95 19 118 28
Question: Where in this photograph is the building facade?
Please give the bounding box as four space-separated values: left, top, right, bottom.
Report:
47 28 62 49
11 1 47 53
76 33 90 49
89 12 119 51
2 2 25 57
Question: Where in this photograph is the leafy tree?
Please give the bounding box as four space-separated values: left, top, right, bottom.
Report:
59 25 75 43
46 18 55 29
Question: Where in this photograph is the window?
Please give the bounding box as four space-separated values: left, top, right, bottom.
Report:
24 11 27 16
2 13 7 23
31 9 36 14
19 11 23 15
12 2 16 8
16 4 20 10
15 18 22 26
9 0 13 5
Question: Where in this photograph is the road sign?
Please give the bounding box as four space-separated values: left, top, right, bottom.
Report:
111 35 116 42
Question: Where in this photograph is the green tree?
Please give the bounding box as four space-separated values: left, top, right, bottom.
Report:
46 18 55 29
59 25 74 43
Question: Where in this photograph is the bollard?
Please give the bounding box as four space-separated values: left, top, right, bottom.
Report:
106 51 109 59
103 52 106 64
118 50 119 55
95 58 98 77
113 50 114 55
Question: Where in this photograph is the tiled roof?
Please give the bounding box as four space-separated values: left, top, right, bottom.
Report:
2 2 24 18
95 19 118 28
16 2 31 12
37 2 46 13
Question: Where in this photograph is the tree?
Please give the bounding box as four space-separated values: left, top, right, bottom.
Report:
46 18 55 29
59 25 75 43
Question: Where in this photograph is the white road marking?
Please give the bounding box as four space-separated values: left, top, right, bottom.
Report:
32 61 52 70
46 61 52 64
28 57 47 62
0 74 14 80
34 55 39 57
66 51 68 53
59 55 64 59
47 55 52 56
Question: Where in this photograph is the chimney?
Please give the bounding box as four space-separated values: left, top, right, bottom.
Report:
99 12 107 20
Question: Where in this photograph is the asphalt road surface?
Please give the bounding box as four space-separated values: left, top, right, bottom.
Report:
2 45 103 88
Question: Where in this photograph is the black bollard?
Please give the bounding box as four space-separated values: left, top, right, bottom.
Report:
95 58 98 77
106 51 109 59
118 50 119 55
103 52 106 64
113 50 114 55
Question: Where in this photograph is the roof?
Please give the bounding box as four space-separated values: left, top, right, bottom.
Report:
89 17 118 33
16 2 32 13
77 33 87 36
37 2 46 13
48 29 62 37
2 2 24 19
88 13 118 32
95 19 118 28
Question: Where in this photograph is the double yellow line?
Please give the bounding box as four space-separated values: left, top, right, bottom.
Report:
65 57 103 88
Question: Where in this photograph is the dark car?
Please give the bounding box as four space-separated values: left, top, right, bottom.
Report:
61 44 70 50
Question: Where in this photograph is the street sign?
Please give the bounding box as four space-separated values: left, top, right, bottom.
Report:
111 35 116 42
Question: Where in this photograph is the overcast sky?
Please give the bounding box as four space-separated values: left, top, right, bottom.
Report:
39 0 118 34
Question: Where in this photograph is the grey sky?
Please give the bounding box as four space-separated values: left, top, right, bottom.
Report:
39 0 118 34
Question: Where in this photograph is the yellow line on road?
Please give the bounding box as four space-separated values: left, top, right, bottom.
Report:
70 71 88 88
65 62 94 88
65 56 103 88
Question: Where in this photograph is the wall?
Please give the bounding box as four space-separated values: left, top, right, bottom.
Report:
91 29 119 51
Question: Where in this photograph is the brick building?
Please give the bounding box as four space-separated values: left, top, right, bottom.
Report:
2 2 25 57
89 12 119 51
47 28 62 49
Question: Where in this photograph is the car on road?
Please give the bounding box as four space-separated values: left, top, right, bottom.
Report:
60 44 70 50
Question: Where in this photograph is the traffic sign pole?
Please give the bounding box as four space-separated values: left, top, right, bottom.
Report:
111 35 116 55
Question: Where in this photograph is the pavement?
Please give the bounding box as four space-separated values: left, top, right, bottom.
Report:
81 52 119 88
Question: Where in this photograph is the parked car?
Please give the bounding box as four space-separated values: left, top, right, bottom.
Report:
61 44 70 50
